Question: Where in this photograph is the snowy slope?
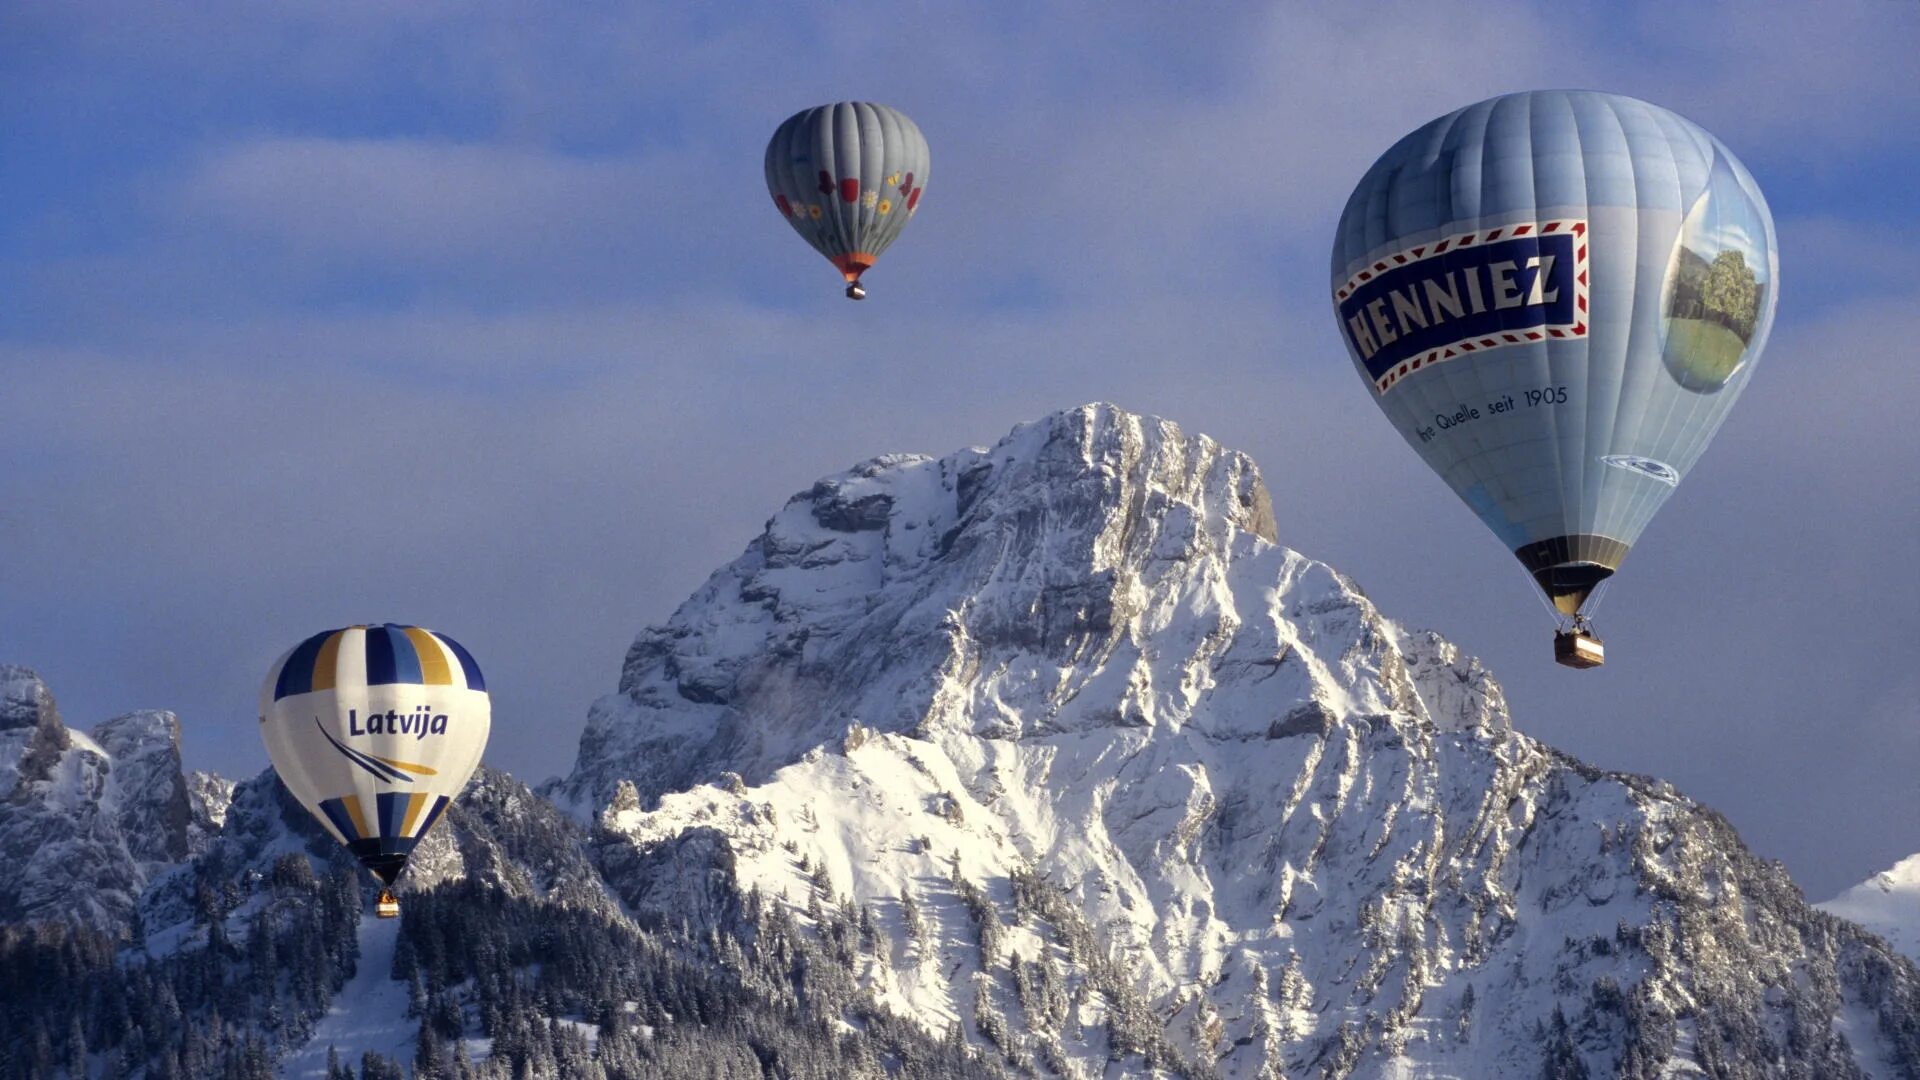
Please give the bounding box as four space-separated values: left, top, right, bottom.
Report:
278 914 415 1078
564 404 1920 1079
1822 855 1920 964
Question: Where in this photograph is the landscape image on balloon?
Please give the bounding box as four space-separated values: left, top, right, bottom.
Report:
1661 152 1774 392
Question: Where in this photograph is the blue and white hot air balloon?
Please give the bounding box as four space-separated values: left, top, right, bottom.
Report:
1330 90 1777 666
259 624 490 915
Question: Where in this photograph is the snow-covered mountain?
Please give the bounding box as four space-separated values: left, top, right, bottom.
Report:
558 404 1920 1078
4 405 1918 1078
1823 855 1920 965
0 664 225 930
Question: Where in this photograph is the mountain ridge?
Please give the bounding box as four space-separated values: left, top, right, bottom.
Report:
4 404 1917 1078
560 404 1920 1077
1 664 223 931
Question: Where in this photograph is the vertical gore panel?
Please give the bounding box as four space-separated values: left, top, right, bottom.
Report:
383 624 423 685
376 792 407 838
364 625 400 686
403 626 453 685
274 630 330 700
342 794 372 841
400 792 431 837
415 795 452 839
436 634 486 691
318 797 360 841
310 630 345 693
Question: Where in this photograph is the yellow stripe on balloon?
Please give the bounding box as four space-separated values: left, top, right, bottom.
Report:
403 626 453 685
342 794 371 840
310 630 345 693
400 792 430 836
370 755 440 776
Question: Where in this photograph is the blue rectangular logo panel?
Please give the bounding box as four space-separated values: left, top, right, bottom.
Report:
1334 220 1589 394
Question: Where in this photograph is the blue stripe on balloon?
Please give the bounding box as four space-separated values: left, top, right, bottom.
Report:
376 792 407 838
364 626 399 686
274 630 330 701
383 624 423 685
318 797 360 841
415 794 452 837
437 633 485 691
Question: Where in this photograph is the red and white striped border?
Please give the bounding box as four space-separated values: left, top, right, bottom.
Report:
1333 220 1590 395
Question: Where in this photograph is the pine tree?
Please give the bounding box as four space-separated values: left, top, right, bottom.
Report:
1454 983 1476 1044
66 1013 88 1080
900 886 925 953
1540 1006 1589 1080
416 1019 445 1079
32 1019 57 1080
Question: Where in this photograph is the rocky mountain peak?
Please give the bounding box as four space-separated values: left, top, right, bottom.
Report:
553 405 1294 817
2 665 70 796
186 769 236 834
1 664 60 733
0 671 209 931
560 404 1919 1078
94 710 197 865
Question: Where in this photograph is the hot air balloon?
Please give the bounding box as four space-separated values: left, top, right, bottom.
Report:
259 624 490 917
765 102 929 299
1330 91 1777 667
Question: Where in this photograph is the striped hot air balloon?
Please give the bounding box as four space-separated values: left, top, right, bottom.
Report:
765 102 929 299
259 624 489 915
1330 91 1777 666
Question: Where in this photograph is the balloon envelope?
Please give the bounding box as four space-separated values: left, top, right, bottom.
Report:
1330 90 1777 614
259 624 490 884
765 102 929 295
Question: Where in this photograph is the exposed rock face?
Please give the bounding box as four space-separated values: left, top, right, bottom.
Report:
185 769 236 850
1 664 61 734
93 710 196 866
0 669 206 931
551 405 1281 817
561 404 1920 1079
395 765 622 917
134 766 342 946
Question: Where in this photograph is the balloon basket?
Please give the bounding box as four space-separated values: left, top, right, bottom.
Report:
376 890 400 919
1553 628 1605 669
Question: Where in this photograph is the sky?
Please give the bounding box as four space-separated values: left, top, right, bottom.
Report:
2 1 1916 901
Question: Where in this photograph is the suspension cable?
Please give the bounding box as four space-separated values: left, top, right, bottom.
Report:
1582 579 1614 620
1532 582 1571 629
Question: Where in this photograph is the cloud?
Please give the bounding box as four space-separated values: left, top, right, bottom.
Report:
184 140 644 262
1586 0 1920 152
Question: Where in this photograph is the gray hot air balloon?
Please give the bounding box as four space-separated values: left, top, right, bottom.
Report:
765 102 929 299
1330 91 1777 666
